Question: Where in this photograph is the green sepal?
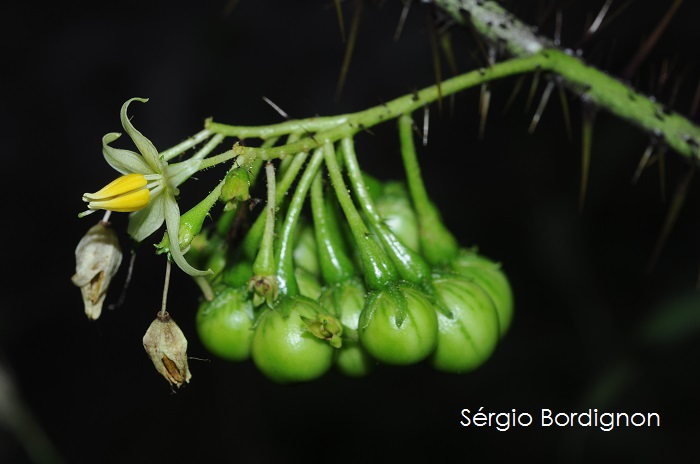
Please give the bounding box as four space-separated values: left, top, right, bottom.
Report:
155 182 222 256
220 166 252 211
300 313 343 348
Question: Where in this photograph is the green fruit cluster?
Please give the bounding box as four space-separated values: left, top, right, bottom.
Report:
192 162 513 383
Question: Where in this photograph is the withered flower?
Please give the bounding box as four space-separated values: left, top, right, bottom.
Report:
142 311 192 389
72 222 122 320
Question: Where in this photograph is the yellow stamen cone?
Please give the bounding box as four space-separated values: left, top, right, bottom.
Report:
83 173 147 201
86 188 151 213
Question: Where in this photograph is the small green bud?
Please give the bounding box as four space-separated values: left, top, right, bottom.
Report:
220 167 252 210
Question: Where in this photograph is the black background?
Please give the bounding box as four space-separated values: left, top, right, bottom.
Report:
3 1 700 463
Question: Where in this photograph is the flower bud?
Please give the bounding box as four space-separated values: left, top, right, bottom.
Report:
71 222 122 320
220 167 252 211
142 311 192 389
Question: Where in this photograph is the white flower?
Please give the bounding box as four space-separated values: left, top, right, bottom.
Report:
80 98 211 277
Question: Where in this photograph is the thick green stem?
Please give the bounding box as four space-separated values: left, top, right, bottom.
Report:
398 114 459 265
310 171 356 286
340 137 432 285
211 54 548 159
341 136 453 317
323 141 397 290
252 163 277 278
433 0 700 161
205 1 700 164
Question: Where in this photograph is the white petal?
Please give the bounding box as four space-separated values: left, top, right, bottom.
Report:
127 193 165 242
102 133 155 175
120 98 164 173
163 193 212 277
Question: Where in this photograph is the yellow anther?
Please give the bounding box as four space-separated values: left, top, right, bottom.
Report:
82 173 151 213
83 173 148 201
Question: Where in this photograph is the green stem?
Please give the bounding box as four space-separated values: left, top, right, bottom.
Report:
206 117 349 140
323 141 397 290
214 138 277 238
205 13 700 164
161 129 213 162
434 0 700 161
310 171 356 285
398 114 459 265
275 148 325 297
211 53 548 159
241 150 310 260
252 163 277 278
340 136 432 285
155 174 227 255
433 0 549 57
277 133 303 178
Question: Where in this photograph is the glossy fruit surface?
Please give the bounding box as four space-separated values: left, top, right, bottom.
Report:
196 286 255 361
319 278 374 376
430 274 500 373
450 249 514 335
251 295 335 383
358 281 438 365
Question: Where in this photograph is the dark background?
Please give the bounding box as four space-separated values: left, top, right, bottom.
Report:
3 1 700 462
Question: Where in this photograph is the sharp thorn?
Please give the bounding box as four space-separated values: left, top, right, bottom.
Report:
554 9 563 47
439 30 459 77
525 68 541 114
261 96 290 120
646 166 695 274
556 78 573 140
579 102 596 213
622 0 684 80
586 0 612 37
335 0 364 102
690 78 700 118
502 75 525 116
529 80 554 134
479 83 491 140
393 0 411 42
334 0 347 43
658 146 668 202
632 143 656 184
427 8 443 112
422 106 430 147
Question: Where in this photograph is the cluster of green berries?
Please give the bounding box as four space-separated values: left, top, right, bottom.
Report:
191 123 513 384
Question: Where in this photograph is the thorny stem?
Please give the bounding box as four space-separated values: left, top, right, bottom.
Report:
208 50 700 163
432 0 700 160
